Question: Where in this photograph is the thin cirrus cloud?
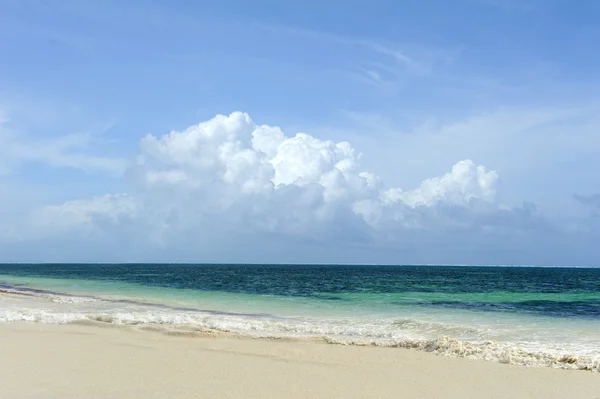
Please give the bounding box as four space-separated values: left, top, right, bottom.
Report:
0 116 128 177
573 194 600 210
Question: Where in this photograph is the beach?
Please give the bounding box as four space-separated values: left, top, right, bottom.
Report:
1 264 599 398
2 2 599 396
1 322 599 399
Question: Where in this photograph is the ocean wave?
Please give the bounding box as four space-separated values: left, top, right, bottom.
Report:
0 287 101 304
323 336 599 371
1 306 598 372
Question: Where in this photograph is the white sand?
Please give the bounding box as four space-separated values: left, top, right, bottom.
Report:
0 322 598 399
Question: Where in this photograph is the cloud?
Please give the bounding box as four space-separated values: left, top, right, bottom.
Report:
23 112 523 242
334 104 600 195
0 114 129 176
574 194 600 209
363 42 422 71
382 160 498 208
31 194 138 233
247 22 441 88
474 0 544 12
3 111 596 264
132 112 503 228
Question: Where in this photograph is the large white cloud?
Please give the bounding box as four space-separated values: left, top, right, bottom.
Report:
136 112 370 201
30 112 505 240
5 111 596 264
383 160 498 208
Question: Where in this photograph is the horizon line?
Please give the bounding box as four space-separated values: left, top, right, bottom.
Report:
0 262 598 268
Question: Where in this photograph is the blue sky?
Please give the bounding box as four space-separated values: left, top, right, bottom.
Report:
0 0 599 264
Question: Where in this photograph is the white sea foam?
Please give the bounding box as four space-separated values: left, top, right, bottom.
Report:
0 288 100 304
1 303 599 372
47 295 100 304
2 286 599 372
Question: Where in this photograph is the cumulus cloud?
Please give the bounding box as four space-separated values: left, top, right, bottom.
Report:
4 111 594 264
139 112 497 207
382 160 498 207
26 112 512 241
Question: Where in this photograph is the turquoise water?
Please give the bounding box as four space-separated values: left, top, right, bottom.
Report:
1 264 599 371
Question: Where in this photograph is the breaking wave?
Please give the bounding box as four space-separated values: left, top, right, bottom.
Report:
1 302 598 372
0 287 101 304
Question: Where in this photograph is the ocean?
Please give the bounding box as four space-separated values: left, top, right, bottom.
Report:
1 264 599 371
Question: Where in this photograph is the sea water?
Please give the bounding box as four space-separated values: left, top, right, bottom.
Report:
1 264 598 371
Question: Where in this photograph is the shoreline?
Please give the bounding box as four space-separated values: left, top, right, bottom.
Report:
1 286 599 373
1 322 598 399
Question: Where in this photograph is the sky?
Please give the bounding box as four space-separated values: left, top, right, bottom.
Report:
0 0 599 265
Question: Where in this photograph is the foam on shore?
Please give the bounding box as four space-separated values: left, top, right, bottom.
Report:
1 288 598 372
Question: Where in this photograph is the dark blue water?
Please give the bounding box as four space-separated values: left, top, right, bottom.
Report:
1 264 599 319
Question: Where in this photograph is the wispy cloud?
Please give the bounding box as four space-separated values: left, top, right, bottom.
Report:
472 0 545 12
574 194 600 209
250 21 436 86
1 0 441 94
0 113 128 176
361 41 422 71
363 69 383 82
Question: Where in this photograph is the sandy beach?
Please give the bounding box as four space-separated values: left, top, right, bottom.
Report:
0 322 598 399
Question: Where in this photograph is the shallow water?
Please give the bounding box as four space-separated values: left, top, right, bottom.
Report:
1 264 599 371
